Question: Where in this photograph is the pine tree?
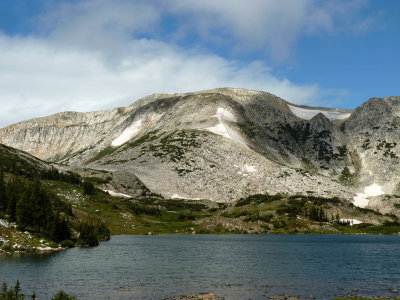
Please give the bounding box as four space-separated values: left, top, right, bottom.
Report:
83 181 95 195
1 281 7 295
51 215 71 243
14 280 22 300
6 178 21 221
0 170 6 212
16 189 32 230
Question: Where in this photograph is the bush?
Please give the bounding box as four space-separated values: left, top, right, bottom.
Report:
48 241 60 248
51 290 78 300
60 240 75 248
96 223 111 241
77 223 99 247
1 280 24 300
83 181 95 195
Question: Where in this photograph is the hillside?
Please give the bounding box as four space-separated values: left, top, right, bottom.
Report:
1 88 400 225
2 141 400 255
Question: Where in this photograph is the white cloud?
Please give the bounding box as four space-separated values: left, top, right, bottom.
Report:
0 33 327 127
163 0 373 60
0 0 375 127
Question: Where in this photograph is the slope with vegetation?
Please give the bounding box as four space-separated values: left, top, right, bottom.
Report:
2 140 400 256
0 145 110 254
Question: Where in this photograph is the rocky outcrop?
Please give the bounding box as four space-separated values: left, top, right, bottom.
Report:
1 88 400 203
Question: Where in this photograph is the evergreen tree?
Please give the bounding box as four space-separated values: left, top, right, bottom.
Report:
0 170 6 212
51 215 71 243
6 178 22 221
16 187 33 230
78 222 99 246
83 181 95 195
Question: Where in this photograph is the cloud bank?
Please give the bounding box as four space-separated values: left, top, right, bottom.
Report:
0 0 374 127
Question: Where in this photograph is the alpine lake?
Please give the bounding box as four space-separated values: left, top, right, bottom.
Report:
1 234 400 299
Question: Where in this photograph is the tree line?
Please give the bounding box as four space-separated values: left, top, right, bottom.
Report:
0 170 72 243
0 167 110 246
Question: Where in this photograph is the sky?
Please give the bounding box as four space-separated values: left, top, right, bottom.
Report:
0 0 399 127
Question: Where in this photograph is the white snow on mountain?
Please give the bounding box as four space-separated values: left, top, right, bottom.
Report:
206 107 247 146
288 105 351 121
112 119 143 147
353 183 385 208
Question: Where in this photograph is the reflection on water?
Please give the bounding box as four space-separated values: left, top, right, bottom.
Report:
1 234 400 299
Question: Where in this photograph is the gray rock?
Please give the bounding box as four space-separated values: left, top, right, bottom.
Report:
1 88 400 206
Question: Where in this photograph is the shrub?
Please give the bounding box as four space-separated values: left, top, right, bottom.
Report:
51 290 78 300
60 240 75 248
83 181 95 195
77 223 99 247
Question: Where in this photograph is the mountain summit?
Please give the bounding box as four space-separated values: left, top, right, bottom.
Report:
0 88 399 207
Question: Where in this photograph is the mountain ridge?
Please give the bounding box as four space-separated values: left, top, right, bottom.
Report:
0 88 399 208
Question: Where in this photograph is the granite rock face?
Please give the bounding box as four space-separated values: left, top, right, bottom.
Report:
1 88 399 203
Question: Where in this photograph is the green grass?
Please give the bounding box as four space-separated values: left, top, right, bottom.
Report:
85 146 116 164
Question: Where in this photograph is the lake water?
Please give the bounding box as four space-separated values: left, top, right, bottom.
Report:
1 234 400 299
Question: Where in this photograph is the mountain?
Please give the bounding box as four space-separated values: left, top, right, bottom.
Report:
0 88 399 208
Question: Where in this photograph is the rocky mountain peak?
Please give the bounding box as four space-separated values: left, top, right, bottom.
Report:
0 88 399 204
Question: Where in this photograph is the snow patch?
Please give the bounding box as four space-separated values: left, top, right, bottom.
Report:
216 107 237 122
244 165 256 173
288 105 351 121
112 119 143 147
339 218 363 226
353 183 385 208
105 190 131 198
171 194 201 200
0 219 10 228
206 107 246 146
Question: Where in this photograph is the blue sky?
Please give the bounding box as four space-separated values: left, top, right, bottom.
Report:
0 0 399 126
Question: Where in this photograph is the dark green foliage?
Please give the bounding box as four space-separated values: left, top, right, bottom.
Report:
41 167 81 184
337 145 348 157
83 181 95 195
59 240 75 248
16 178 53 231
178 211 195 221
144 130 200 162
51 216 71 243
353 205 382 216
271 220 287 229
83 177 110 184
160 199 207 211
235 193 283 207
85 146 117 164
0 280 24 300
276 199 306 218
283 122 311 144
76 221 110 246
307 205 328 222
96 223 111 241
0 174 71 242
0 170 6 211
51 290 78 300
125 130 160 149
339 167 356 185
0 145 41 179
1 281 78 300
376 140 398 158
238 121 259 139
394 203 400 209
127 202 161 216
77 222 99 246
244 212 273 223
222 210 251 218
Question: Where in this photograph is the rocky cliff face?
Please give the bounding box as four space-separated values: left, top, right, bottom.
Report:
1 88 399 204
